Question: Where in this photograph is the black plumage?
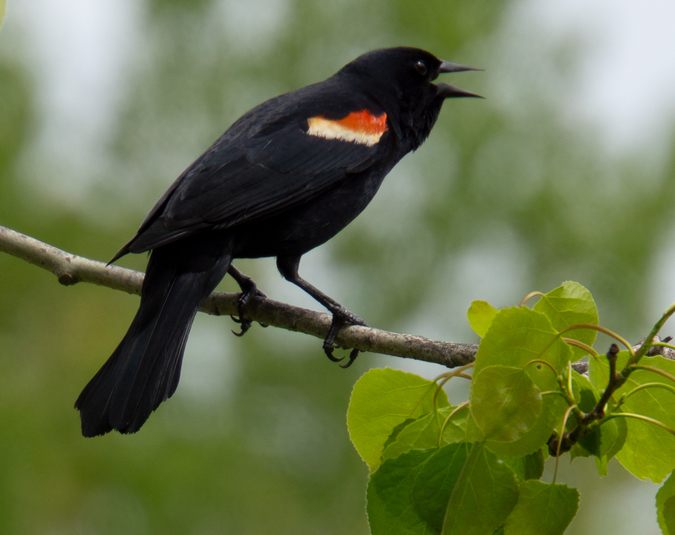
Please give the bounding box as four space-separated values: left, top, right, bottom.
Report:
75 47 481 436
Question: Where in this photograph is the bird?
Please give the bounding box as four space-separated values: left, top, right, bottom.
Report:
75 47 482 437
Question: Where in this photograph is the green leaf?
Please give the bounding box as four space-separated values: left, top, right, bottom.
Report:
593 416 627 476
381 413 440 461
603 415 627 460
568 374 600 459
468 300 498 338
587 350 618 392
469 306 572 457
442 443 520 535
367 444 472 535
590 354 675 482
573 415 617 457
503 480 579 535
664 498 675 535
382 418 417 452
572 371 599 412
471 366 542 442
348 368 449 472
594 454 608 477
657 471 675 535
382 405 468 461
533 282 598 359
571 428 598 458
500 449 545 481
486 395 568 457
597 419 625 457
620 419 675 483
473 307 573 393
441 405 470 445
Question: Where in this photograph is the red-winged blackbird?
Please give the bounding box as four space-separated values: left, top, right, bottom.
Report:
75 47 481 437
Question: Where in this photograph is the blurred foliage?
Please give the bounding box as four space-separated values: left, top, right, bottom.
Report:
0 0 673 534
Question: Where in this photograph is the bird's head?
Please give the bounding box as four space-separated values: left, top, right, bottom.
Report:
338 47 482 150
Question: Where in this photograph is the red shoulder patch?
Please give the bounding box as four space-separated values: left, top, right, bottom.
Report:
307 110 387 146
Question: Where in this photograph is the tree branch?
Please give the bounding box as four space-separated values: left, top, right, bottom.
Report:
0 224 477 368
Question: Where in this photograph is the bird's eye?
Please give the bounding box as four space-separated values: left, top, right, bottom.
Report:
415 60 428 76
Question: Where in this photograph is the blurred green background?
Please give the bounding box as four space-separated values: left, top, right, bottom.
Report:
1 0 674 533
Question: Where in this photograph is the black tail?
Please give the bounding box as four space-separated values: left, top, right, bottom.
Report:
76 233 233 437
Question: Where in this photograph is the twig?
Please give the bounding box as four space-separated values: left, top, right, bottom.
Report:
548 343 621 456
0 224 477 368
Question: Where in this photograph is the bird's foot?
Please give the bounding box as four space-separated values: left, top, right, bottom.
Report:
323 308 367 368
231 280 267 337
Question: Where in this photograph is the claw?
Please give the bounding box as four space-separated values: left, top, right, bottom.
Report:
231 315 253 336
231 323 251 337
322 315 342 361
321 310 364 366
230 311 253 336
323 345 345 362
230 276 266 337
340 348 359 368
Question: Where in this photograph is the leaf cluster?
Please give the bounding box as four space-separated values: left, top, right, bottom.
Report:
347 282 675 534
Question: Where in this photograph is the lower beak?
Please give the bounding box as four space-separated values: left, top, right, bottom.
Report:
435 82 484 99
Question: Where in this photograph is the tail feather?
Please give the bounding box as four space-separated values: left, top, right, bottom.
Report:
76 234 233 437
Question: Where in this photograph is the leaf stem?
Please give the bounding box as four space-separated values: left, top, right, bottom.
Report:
553 405 576 482
433 363 475 410
438 401 470 446
540 391 569 399
603 413 675 436
559 324 634 355
562 338 599 357
617 382 675 406
519 291 544 307
628 365 675 384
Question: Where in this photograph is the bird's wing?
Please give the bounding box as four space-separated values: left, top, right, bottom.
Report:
114 108 389 258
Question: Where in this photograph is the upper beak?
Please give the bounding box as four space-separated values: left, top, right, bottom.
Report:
436 60 484 99
439 60 481 74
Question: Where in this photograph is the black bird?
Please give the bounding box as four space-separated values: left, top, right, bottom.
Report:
75 47 481 436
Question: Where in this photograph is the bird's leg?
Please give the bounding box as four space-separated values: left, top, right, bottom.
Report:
277 255 365 368
228 265 267 336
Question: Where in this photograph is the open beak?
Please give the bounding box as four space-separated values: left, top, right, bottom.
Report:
435 60 484 99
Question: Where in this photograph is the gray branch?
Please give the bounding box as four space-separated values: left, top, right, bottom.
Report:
0 225 477 368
